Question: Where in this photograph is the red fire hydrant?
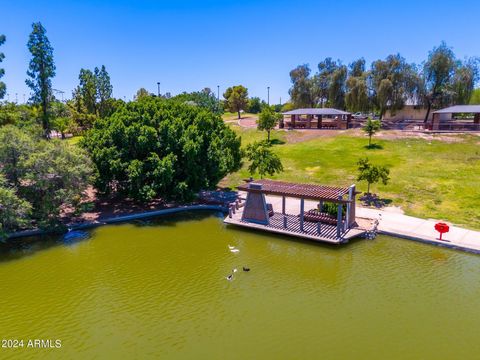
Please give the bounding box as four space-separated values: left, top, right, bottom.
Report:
435 222 450 241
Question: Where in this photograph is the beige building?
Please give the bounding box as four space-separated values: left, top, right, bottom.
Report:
384 105 432 121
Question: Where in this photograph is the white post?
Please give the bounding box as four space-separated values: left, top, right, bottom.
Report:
300 198 305 232
336 196 343 239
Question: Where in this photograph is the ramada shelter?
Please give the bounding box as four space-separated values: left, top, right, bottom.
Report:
428 105 480 131
282 108 352 129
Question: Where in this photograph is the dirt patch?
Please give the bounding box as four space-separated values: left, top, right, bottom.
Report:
61 186 173 224
377 130 465 143
285 129 347 143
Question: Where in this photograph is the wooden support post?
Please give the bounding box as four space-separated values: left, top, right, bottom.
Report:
317 222 321 235
300 198 305 232
318 201 323 212
336 196 343 239
229 207 233 218
235 201 239 210
282 196 286 215
283 215 287 229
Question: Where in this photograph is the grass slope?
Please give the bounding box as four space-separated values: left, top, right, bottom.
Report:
224 127 480 229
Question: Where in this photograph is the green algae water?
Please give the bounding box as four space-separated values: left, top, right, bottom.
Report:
1 211 480 359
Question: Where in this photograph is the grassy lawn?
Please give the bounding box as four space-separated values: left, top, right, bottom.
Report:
223 128 480 230
222 112 257 121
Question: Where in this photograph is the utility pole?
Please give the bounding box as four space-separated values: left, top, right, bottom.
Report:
157 82 161 97
217 85 220 101
267 86 270 106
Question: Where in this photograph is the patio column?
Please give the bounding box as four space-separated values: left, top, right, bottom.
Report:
317 115 322 129
336 196 343 239
292 115 296 128
300 198 305 232
282 195 287 228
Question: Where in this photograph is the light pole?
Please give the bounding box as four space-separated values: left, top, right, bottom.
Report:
267 86 270 106
217 85 220 101
157 82 161 97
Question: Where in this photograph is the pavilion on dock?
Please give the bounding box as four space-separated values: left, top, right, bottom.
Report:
224 179 366 244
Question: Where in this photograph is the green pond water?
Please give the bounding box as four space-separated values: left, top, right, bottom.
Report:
1 211 480 360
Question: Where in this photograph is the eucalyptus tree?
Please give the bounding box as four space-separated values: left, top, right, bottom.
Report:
314 57 340 107
420 42 457 121
0 34 6 100
328 65 348 109
289 64 315 108
345 58 370 112
369 54 418 119
451 58 479 105
25 22 56 137
420 43 479 120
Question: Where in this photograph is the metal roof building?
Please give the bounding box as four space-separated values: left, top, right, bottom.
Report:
282 108 352 130
433 105 480 114
428 105 480 131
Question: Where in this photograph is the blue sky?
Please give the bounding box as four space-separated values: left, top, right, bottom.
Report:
1 0 479 103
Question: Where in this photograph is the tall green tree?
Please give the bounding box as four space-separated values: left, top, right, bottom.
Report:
257 107 282 142
420 42 457 121
21 140 93 227
78 69 97 114
369 54 418 119
314 58 340 107
357 157 390 195
451 59 479 105
247 97 263 114
0 126 92 230
345 58 370 112
25 22 56 137
328 65 347 109
82 97 242 201
0 34 6 100
223 85 248 119
289 64 315 108
95 65 113 117
245 141 283 179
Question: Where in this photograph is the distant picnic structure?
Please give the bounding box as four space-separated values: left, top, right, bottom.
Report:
428 105 480 131
282 108 352 130
224 179 367 244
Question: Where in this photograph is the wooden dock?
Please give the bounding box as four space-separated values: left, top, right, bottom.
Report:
224 179 370 244
224 210 367 244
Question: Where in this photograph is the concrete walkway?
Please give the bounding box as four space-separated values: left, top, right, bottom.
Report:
356 207 480 254
261 194 480 254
